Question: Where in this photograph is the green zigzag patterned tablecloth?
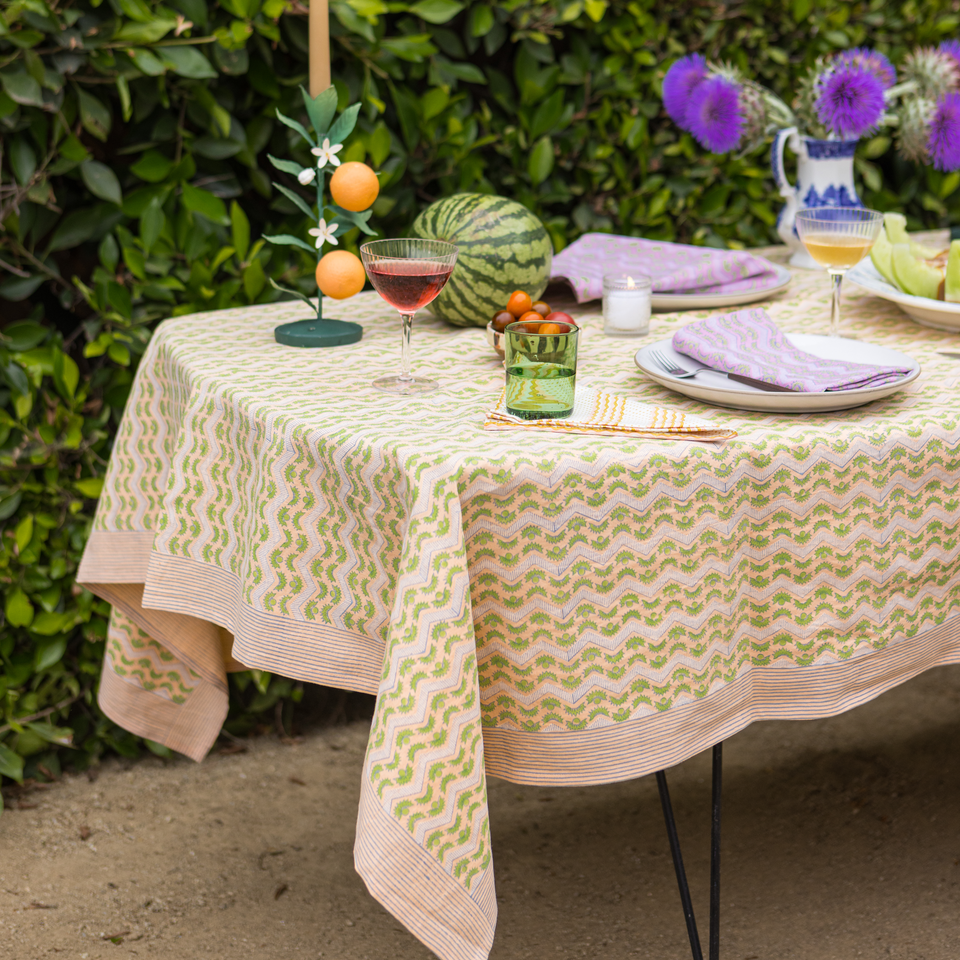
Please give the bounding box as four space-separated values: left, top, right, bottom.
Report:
78 245 960 960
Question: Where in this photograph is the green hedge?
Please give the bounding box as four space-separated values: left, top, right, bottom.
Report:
1 0 958 796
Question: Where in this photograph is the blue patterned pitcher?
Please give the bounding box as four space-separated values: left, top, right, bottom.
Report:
772 127 862 270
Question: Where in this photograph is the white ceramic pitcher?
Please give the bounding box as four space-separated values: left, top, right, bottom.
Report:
772 127 862 270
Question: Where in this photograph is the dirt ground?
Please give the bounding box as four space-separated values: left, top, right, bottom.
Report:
2 667 959 960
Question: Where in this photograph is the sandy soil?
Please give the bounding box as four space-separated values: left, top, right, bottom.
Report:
2 666 960 960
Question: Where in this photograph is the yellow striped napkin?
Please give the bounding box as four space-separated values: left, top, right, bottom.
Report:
484 385 737 441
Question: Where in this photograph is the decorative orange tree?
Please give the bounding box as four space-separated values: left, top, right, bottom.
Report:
265 86 380 347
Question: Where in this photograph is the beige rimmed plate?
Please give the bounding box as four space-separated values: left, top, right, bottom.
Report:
634 334 921 413
847 259 960 331
651 263 793 311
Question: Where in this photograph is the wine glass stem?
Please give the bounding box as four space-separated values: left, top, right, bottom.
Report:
829 270 844 337
400 312 414 382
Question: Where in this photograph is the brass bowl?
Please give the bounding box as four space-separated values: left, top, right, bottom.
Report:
486 321 506 360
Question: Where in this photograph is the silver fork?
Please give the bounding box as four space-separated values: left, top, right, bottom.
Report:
650 349 700 379
648 348 792 393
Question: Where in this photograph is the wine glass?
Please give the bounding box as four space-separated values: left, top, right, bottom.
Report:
360 238 458 394
795 207 884 338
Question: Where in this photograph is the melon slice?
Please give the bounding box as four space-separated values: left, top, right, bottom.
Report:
870 227 897 287
946 240 960 302
882 211 940 260
892 243 943 299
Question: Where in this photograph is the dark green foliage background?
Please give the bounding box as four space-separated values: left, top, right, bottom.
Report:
1 0 958 795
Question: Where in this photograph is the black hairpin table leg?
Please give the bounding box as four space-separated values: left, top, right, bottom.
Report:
655 742 724 960
656 769 704 960
710 742 722 960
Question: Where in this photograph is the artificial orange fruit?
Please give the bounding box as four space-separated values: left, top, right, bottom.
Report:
316 250 365 299
506 290 533 318
329 161 380 212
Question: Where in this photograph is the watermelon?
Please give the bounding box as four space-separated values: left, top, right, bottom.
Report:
410 193 553 327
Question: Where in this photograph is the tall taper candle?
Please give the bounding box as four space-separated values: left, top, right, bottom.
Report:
309 0 331 96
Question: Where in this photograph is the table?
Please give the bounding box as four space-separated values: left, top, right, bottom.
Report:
77 246 960 960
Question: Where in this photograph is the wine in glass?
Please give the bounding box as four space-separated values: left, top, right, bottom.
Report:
360 238 458 395
794 207 883 338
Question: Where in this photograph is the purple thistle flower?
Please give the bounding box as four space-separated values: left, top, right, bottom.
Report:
940 40 960 72
662 54 707 131
686 76 744 153
815 64 885 139
929 92 960 171
836 47 896 89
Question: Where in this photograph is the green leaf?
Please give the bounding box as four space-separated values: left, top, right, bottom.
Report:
530 89 565 139
159 46 217 79
140 196 165 253
408 0 464 23
145 739 172 758
327 103 361 147
325 204 376 236
583 0 607 20
273 182 317 222
75 477 104 499
275 109 315 147
130 149 174 183
80 161 122 206
113 19 177 44
117 74 132 122
267 155 307 178
301 85 338 137
231 202 250 263
268 276 314 305
9 135 36 186
2 359 30 395
0 491 22 520
128 47 167 76
5 588 34 628
77 88 111 142
243 259 266 301
442 61 487 84
380 34 437 62
52 348 79 401
181 183 230 225
0 71 43 107
0 276 43 302
59 135 90 163
368 123 392 167
469 4 494 36
263 233 316 254
0 742 24 785
15 513 33 552
24 721 73 747
528 135 554 185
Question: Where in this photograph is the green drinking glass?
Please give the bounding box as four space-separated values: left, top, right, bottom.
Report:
504 319 579 420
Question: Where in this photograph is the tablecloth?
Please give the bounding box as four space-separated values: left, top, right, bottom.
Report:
77 246 960 960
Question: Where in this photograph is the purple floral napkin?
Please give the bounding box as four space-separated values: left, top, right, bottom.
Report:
672 309 913 392
551 233 781 302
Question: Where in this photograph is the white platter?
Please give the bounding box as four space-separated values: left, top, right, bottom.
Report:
651 263 792 311
634 335 921 413
847 259 960 331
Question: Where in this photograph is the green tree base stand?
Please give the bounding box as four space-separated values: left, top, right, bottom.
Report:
273 298 363 348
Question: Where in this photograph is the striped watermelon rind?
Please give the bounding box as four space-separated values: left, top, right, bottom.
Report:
409 193 553 327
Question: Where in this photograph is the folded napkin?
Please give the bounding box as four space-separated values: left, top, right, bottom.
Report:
672 308 912 392
551 233 780 303
484 385 737 440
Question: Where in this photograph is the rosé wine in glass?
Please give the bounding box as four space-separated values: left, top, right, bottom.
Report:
360 239 459 395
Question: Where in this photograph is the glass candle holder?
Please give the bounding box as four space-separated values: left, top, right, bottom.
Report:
602 274 652 337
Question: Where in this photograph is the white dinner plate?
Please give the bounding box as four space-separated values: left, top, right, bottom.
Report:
847 259 960 331
634 335 921 413
651 263 792 311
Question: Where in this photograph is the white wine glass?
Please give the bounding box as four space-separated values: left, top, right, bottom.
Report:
795 207 884 338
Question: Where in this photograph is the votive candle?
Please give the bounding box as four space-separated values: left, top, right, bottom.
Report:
603 274 652 337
